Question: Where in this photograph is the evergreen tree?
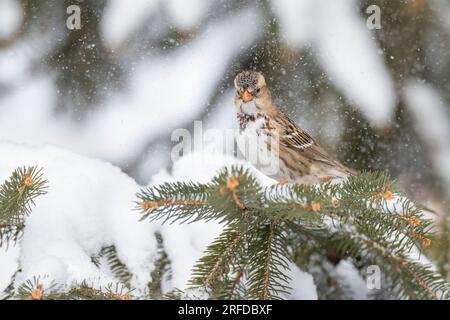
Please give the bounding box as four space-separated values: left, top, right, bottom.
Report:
135 167 450 300
2 166 450 299
2 0 450 301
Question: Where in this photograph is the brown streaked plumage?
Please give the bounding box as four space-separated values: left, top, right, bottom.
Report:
233 70 355 184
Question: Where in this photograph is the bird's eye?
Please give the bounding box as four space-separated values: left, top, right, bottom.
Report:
255 88 261 95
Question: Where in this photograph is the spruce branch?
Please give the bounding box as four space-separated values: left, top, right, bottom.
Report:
0 166 48 246
93 245 133 288
246 221 291 299
13 277 133 300
148 232 172 298
136 166 450 300
137 167 264 222
189 224 246 291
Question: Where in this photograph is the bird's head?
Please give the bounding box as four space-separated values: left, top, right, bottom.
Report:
234 71 271 114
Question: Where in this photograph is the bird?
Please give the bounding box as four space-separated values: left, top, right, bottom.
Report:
233 70 356 185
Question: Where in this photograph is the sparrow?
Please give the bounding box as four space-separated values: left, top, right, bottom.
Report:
234 70 355 185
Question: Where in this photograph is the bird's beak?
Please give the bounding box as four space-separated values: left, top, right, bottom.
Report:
242 90 253 102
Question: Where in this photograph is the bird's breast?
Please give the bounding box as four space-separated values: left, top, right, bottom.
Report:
236 115 281 177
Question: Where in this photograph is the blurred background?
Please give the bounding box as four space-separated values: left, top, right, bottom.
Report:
0 0 449 212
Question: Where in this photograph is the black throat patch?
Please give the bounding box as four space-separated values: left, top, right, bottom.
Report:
237 112 268 131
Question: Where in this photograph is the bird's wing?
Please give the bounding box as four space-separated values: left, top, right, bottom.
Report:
275 110 338 166
275 110 356 175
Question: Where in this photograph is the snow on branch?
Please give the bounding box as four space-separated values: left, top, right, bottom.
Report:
137 166 449 300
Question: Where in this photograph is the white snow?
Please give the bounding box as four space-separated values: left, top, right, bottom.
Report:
284 263 318 300
0 246 19 290
165 0 212 31
101 0 214 49
404 81 450 190
430 0 450 32
0 141 157 292
0 142 290 297
150 152 243 291
0 8 263 166
270 0 315 47
0 0 22 40
0 42 33 84
101 0 160 49
0 140 439 299
335 260 369 299
0 0 446 301
271 0 396 128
